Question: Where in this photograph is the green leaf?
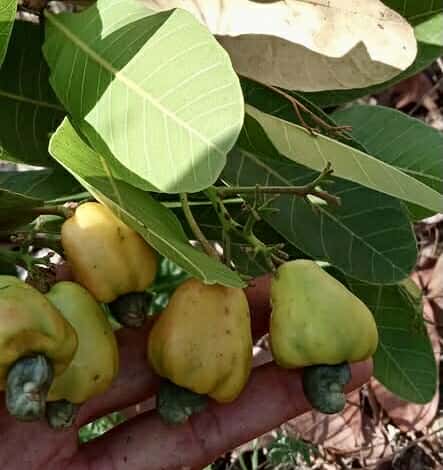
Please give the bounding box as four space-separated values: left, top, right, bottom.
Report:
246 105 443 214
223 114 417 284
0 167 81 230
0 188 41 229
43 0 244 193
332 104 443 220
0 168 81 201
0 0 16 68
348 279 437 403
382 0 443 24
0 188 40 210
0 259 16 275
49 117 245 288
0 21 65 166
302 13 443 107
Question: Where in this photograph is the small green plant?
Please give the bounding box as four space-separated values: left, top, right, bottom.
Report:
266 432 318 467
79 412 126 443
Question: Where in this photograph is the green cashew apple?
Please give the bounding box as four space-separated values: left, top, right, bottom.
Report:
269 260 378 414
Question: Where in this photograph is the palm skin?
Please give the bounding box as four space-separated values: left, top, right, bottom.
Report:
0 276 372 470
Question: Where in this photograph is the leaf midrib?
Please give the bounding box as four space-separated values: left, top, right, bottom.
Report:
0 90 64 111
246 105 443 213
238 147 408 278
45 10 225 156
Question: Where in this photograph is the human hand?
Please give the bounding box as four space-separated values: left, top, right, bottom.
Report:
0 275 372 470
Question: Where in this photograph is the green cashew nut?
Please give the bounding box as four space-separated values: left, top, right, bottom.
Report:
109 292 152 328
46 400 78 429
302 363 351 414
157 379 208 425
6 354 54 421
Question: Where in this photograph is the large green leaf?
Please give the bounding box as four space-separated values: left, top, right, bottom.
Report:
246 105 442 213
0 188 40 210
49 117 245 288
303 13 443 107
0 21 65 165
348 279 437 403
0 0 16 68
333 104 443 220
382 0 443 24
43 0 244 193
0 169 81 201
222 115 417 284
0 168 81 230
0 188 41 230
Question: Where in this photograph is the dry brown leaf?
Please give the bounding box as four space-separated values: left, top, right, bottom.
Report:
371 378 439 433
359 412 392 466
428 254 443 311
143 0 417 91
392 74 438 111
284 390 364 454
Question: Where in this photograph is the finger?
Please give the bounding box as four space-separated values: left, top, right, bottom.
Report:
73 359 372 470
55 261 74 282
76 323 160 427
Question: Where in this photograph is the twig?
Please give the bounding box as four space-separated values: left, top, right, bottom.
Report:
0 230 63 253
15 204 75 219
179 193 219 260
408 76 443 116
205 187 285 272
345 425 443 466
244 76 352 138
217 163 341 207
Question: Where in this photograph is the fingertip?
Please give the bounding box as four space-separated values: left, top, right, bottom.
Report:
55 261 74 282
345 358 373 392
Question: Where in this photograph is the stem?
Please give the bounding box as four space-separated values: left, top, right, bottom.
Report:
7 232 63 253
48 192 91 204
244 76 352 138
6 354 54 421
161 197 243 209
222 230 232 267
180 193 219 260
24 205 75 218
205 187 277 271
216 163 341 207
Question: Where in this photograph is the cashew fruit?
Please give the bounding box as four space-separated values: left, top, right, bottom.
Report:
46 282 119 404
270 260 378 368
61 202 158 303
0 275 78 390
148 279 253 403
